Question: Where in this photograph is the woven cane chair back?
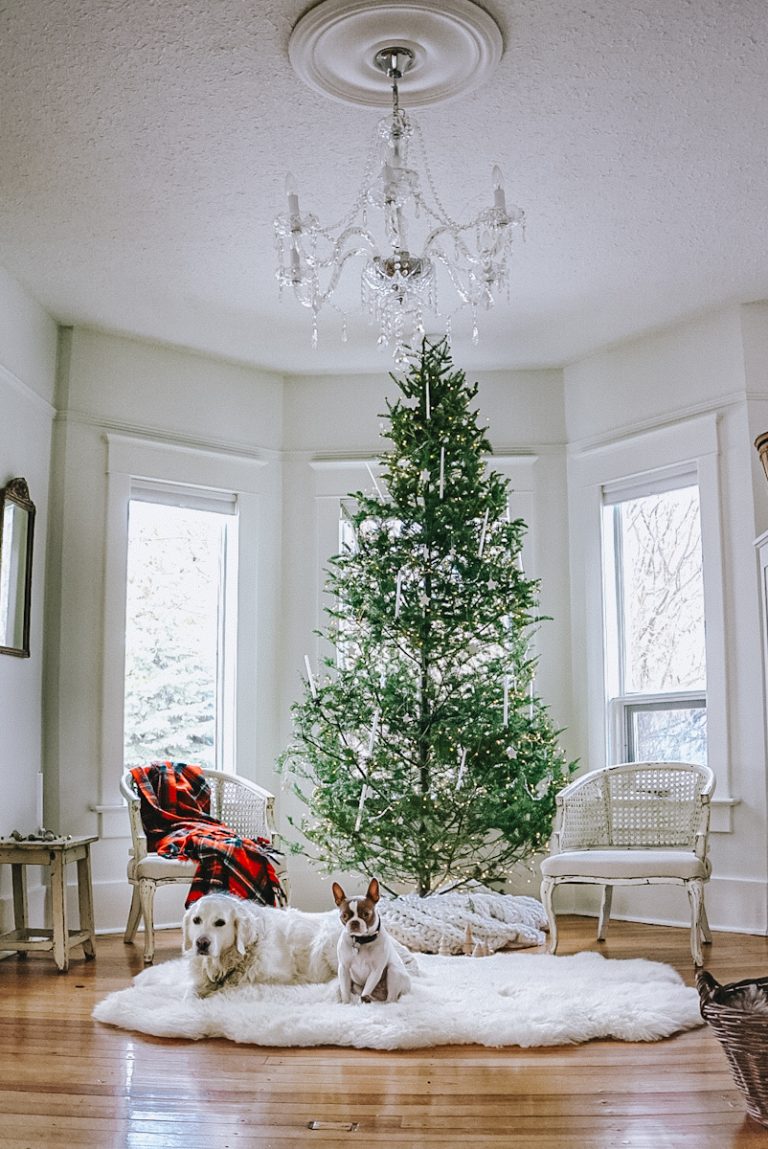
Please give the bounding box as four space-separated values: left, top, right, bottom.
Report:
205 771 274 841
556 761 714 854
120 767 276 853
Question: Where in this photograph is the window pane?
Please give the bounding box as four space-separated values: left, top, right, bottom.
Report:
618 486 706 693
628 705 707 765
124 500 234 770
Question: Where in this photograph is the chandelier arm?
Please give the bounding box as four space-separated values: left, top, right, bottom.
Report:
304 240 379 309
307 225 378 269
422 227 486 269
428 246 493 307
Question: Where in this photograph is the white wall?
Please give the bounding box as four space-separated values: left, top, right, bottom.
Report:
0 267 57 932
9 297 768 938
44 328 285 930
565 304 768 934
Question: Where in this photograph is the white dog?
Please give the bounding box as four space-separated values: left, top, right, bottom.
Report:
182 892 340 998
332 878 412 1004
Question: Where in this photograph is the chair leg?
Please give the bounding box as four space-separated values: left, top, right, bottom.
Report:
138 880 157 965
540 877 558 953
124 887 142 944
686 880 705 966
700 899 713 945
597 885 613 941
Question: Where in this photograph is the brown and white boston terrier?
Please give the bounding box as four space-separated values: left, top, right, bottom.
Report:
331 878 411 1004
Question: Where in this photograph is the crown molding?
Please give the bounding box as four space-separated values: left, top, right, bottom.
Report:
567 391 744 457
55 408 280 463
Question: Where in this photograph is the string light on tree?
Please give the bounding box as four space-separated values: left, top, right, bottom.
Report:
280 338 575 897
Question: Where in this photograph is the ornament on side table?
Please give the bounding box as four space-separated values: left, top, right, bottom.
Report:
8 828 71 843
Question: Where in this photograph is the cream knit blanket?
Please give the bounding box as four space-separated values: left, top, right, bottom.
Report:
380 888 548 955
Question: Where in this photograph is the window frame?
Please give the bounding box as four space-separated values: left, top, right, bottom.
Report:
601 468 708 766
123 485 240 773
608 691 707 763
100 433 272 799
568 412 733 830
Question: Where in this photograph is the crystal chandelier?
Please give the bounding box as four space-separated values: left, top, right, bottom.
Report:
274 46 524 363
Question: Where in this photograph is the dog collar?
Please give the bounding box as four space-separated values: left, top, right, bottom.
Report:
352 930 380 946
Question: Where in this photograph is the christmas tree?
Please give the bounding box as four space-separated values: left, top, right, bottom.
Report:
281 338 575 896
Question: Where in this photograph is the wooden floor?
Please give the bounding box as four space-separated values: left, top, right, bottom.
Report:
1 916 768 1148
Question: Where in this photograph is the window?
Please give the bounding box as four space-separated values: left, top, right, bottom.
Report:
602 470 707 765
123 485 238 771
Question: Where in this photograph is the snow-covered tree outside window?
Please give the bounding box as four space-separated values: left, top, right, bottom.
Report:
602 473 707 765
123 491 238 771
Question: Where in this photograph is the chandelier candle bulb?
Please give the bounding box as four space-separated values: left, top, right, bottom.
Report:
492 165 506 213
439 445 445 498
503 677 509 726
285 172 300 220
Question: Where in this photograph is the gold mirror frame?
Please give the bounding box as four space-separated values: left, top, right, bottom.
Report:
0 477 35 657
755 433 768 486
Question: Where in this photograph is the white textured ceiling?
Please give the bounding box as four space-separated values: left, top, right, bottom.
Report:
0 0 767 374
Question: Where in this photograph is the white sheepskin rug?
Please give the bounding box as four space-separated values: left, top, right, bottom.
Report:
93 951 702 1049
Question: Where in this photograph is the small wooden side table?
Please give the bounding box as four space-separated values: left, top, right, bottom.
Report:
0 835 97 972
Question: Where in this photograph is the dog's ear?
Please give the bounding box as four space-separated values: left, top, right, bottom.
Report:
181 906 193 953
331 882 346 906
366 878 380 904
233 903 259 955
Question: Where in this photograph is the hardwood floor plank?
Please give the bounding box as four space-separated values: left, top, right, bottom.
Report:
2 916 768 1148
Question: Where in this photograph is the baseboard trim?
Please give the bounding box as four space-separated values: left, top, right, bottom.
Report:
567 910 768 937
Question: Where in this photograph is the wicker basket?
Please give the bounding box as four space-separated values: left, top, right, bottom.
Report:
697 971 768 1127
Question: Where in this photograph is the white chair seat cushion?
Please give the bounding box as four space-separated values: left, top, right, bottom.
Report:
128 854 198 880
540 849 709 881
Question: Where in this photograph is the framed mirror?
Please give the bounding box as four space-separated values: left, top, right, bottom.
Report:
0 478 35 657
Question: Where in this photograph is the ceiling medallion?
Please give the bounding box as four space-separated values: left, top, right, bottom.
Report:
288 0 504 108
275 0 524 363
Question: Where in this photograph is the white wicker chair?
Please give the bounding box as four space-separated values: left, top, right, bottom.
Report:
539 761 715 965
120 768 283 964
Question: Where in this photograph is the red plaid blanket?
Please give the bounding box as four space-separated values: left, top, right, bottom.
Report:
130 761 285 908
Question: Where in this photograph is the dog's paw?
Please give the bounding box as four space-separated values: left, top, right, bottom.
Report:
361 994 372 1004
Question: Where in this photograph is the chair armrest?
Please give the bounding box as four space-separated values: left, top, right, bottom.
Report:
119 772 149 862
